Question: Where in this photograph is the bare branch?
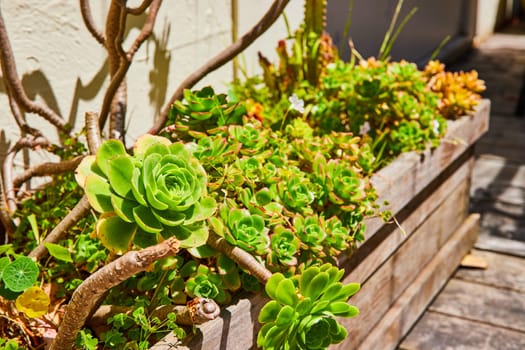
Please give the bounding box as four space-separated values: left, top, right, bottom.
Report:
2 136 51 214
149 0 291 134
28 195 90 260
85 111 103 153
79 0 106 45
126 0 162 59
0 7 69 133
0 179 16 243
50 237 181 350
207 232 272 284
12 156 83 190
126 0 153 15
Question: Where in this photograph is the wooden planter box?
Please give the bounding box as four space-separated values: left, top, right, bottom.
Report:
152 100 490 350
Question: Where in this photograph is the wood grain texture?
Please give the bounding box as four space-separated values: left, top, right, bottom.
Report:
475 233 525 257
455 249 525 293
334 185 472 349
428 278 525 332
354 214 480 350
399 311 525 350
341 158 473 283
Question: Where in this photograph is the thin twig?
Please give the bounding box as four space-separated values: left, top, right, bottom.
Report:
126 0 153 15
79 0 106 45
207 232 272 284
149 0 291 135
2 136 51 214
126 0 162 59
0 7 69 133
28 195 91 260
0 179 16 242
12 156 84 190
50 237 181 350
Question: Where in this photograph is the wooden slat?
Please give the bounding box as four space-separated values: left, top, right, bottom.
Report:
455 249 525 293
471 156 525 192
342 157 473 283
475 233 525 257
399 311 525 350
353 214 480 350
334 184 471 349
428 278 525 332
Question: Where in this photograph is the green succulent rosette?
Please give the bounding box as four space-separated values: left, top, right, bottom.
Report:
76 135 216 253
258 263 360 350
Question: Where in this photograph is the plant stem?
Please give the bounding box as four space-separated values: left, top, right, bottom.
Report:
207 232 272 284
50 237 181 350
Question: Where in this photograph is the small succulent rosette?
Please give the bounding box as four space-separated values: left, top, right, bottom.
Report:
75 135 216 253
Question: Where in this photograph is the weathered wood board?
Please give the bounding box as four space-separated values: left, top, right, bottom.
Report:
336 179 471 348
429 278 525 332
348 214 480 350
151 101 490 350
455 249 525 293
399 311 525 350
475 233 525 257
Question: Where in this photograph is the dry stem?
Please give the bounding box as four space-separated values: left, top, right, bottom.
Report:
50 237 181 350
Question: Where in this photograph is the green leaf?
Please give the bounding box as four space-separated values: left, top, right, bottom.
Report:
299 266 319 293
0 257 11 280
275 305 296 326
302 272 329 300
85 174 113 213
175 224 209 248
334 283 361 301
45 243 73 263
152 209 185 227
327 302 359 317
187 244 217 259
96 140 127 176
133 228 159 249
2 257 39 292
133 134 171 157
96 216 137 254
27 214 40 243
111 194 138 223
133 206 163 233
131 168 148 206
275 278 298 306
184 197 217 225
107 155 135 199
74 155 95 188
295 297 313 316
265 273 285 300
258 300 281 323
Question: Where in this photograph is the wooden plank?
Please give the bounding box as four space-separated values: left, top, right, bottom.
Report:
429 279 525 332
352 214 480 350
477 211 525 242
455 249 525 293
471 156 525 192
399 311 525 350
475 233 525 257
334 186 471 349
342 158 472 283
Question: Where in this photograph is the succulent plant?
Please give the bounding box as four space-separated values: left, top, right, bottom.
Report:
257 263 360 350
76 135 216 253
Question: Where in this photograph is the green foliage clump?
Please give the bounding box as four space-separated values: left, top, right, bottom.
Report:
76 134 217 253
257 263 360 350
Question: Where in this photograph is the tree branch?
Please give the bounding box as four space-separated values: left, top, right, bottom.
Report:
149 0 291 134
28 195 91 260
12 156 83 190
126 0 153 15
79 0 106 45
50 237 181 350
0 7 69 133
207 232 272 284
126 0 161 59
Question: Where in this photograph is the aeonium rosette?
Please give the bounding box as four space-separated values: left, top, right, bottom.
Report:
75 135 216 253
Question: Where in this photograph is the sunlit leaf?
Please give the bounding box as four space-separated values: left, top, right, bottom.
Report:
45 243 73 263
2 257 39 292
96 215 137 254
15 286 50 318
